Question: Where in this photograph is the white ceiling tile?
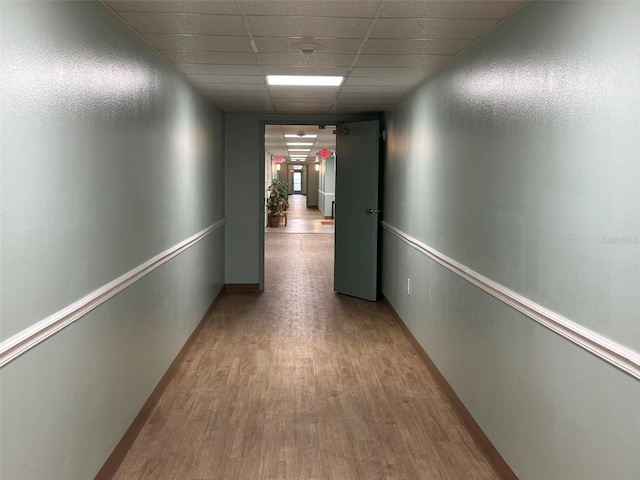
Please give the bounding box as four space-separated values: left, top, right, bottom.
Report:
356 55 451 68
333 103 391 110
335 96 398 104
270 96 338 106
272 101 333 108
108 1 239 15
177 64 263 75
275 106 332 114
341 85 408 94
141 33 252 52
200 84 268 92
281 125 326 135
370 18 499 39
263 66 348 76
248 16 370 38
260 53 354 67
188 74 265 85
254 37 363 55
338 92 402 101
380 1 524 19
362 38 472 55
116 12 246 35
350 67 435 78
343 76 422 87
242 1 380 18
161 50 257 65
108 0 522 114
268 86 339 99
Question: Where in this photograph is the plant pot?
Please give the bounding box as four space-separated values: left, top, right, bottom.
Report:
268 215 281 228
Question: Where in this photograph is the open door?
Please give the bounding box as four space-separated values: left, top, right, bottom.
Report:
334 120 380 301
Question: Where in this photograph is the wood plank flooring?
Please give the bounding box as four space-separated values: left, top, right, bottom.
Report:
112 233 497 479
266 194 334 234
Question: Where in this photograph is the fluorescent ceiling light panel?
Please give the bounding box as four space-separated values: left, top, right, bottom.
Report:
289 149 310 152
287 143 313 146
267 75 343 86
285 134 317 138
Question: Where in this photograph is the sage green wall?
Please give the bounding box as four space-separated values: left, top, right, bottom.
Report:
0 2 224 478
382 2 640 479
318 156 335 217
307 166 319 208
225 114 263 285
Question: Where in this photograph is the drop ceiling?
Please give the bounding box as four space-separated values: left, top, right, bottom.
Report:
266 124 336 163
104 0 525 114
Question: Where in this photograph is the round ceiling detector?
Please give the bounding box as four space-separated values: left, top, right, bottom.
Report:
297 42 320 55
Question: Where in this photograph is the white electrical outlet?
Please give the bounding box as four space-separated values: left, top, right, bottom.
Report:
407 278 411 296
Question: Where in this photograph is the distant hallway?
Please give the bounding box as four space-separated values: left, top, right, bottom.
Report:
266 194 334 234
113 233 497 479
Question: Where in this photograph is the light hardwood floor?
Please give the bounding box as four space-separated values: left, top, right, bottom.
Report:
112 233 497 479
266 194 334 234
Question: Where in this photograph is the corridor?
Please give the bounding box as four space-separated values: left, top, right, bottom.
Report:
4 2 637 478
112 233 496 479
266 194 334 235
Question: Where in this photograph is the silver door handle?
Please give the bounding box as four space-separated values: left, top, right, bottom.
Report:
365 208 380 214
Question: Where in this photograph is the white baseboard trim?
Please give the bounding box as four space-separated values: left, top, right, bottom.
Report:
382 221 640 381
0 220 225 368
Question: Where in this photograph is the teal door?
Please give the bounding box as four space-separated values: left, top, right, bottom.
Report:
334 120 380 301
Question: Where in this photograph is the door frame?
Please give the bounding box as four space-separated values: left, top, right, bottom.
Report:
259 114 382 292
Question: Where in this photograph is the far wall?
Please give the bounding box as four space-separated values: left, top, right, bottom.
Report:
318 155 335 217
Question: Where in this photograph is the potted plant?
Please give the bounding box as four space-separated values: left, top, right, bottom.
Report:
266 179 289 227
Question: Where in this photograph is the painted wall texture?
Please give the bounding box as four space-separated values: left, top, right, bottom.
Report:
0 2 225 478
318 156 336 218
307 165 319 208
382 2 640 479
225 114 263 285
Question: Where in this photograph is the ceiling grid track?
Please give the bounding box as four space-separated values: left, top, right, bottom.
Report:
330 0 388 114
236 0 275 112
104 0 527 115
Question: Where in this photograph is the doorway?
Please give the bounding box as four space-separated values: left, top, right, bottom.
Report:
292 171 302 193
263 124 336 286
259 119 381 300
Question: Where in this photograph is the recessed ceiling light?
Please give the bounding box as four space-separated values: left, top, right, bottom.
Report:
289 149 310 152
287 143 314 146
267 75 343 86
284 134 317 138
